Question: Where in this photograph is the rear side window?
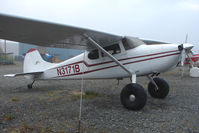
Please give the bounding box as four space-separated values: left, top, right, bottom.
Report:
88 50 99 60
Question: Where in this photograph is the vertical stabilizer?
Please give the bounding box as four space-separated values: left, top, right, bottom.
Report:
23 49 54 73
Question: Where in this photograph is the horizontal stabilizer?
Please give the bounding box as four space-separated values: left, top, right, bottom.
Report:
4 71 43 78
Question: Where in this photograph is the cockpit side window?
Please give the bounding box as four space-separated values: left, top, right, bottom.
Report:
101 44 121 57
88 49 99 60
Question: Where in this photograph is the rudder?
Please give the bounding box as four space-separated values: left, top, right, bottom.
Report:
23 49 53 73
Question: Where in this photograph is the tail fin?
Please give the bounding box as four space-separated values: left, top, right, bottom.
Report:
23 49 54 73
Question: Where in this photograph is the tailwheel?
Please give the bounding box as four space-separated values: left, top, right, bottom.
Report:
27 80 35 89
148 77 169 99
27 84 33 89
120 83 147 110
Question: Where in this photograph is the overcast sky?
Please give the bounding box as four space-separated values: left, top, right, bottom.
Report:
0 0 199 51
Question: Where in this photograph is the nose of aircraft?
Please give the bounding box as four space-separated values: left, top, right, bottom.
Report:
178 43 194 67
178 43 194 51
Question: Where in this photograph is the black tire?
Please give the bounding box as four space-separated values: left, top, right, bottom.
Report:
148 77 169 99
27 84 32 89
120 83 147 110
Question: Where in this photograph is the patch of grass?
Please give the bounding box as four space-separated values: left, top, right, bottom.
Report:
85 91 100 98
58 130 64 133
46 91 54 97
3 113 14 121
71 90 101 99
11 124 77 133
11 129 20 133
18 124 52 133
11 97 19 102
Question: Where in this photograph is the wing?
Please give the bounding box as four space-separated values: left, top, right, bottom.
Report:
0 13 122 50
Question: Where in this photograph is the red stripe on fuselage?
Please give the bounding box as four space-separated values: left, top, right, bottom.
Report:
55 52 180 78
54 50 179 69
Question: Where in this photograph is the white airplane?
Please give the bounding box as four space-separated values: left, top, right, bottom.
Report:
0 14 194 110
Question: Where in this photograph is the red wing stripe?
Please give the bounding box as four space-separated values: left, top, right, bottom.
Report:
55 52 180 78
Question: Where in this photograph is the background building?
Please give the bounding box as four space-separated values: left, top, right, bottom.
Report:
0 40 18 64
18 43 83 61
0 40 19 56
0 39 83 63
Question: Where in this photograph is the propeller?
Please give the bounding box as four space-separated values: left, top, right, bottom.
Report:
178 34 189 67
181 45 186 67
178 44 186 67
178 44 186 77
178 34 194 77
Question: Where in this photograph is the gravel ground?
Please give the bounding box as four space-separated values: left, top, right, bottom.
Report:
0 62 199 133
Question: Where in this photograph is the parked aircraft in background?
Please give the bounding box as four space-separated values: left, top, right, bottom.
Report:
185 51 199 65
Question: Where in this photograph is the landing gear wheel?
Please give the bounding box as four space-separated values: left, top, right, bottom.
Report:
148 77 169 99
27 80 35 89
120 83 147 110
27 84 33 89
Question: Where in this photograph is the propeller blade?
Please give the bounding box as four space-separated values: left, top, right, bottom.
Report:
185 34 188 43
181 49 186 67
178 44 186 67
178 43 186 77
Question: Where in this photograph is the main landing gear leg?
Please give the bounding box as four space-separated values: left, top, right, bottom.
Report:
120 74 147 110
131 74 136 83
28 80 35 89
147 75 170 99
147 75 159 91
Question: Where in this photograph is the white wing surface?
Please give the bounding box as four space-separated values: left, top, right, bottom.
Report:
0 13 122 50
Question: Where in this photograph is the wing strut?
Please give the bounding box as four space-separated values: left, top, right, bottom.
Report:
85 35 132 76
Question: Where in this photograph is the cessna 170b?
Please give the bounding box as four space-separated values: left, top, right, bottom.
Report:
0 13 193 110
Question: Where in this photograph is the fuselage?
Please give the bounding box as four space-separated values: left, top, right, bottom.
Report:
38 44 181 80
